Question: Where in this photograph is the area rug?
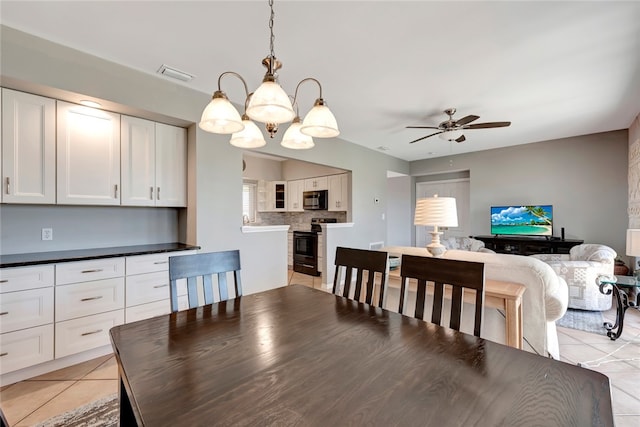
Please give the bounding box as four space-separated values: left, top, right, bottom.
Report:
34 394 118 427
556 308 606 336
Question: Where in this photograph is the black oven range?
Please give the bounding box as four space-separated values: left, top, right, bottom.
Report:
293 218 337 276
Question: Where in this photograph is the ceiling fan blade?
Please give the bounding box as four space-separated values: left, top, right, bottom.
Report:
453 115 479 126
464 121 511 129
409 131 443 144
406 125 440 130
455 135 466 143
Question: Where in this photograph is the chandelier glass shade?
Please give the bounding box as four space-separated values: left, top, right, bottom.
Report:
281 117 314 149
229 115 267 148
198 0 338 149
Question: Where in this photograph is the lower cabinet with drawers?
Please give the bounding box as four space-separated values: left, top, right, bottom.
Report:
0 248 197 384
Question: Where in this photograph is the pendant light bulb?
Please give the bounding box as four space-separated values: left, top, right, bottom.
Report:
229 115 267 148
300 98 339 138
281 117 314 150
199 91 244 134
246 80 295 124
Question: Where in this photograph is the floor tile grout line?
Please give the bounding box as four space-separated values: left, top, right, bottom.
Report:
13 379 80 426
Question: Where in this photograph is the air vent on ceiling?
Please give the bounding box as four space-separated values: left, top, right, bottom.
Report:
157 64 194 82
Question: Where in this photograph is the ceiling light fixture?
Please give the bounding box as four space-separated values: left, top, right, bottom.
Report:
439 130 464 141
199 0 339 149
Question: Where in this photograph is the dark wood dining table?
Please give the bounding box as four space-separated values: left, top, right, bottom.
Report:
110 284 613 426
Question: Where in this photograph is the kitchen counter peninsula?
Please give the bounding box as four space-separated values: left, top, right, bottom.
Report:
0 242 200 268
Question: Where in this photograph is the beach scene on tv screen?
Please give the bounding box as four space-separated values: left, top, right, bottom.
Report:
491 205 553 236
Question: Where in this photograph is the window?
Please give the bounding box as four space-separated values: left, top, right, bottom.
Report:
242 181 257 223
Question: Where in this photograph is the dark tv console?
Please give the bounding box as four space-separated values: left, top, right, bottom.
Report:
474 235 583 256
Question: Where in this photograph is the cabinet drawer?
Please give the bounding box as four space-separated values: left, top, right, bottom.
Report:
55 310 124 358
126 271 170 306
126 300 171 323
56 258 125 285
55 278 125 321
126 251 196 275
0 287 54 333
0 265 54 293
0 324 54 374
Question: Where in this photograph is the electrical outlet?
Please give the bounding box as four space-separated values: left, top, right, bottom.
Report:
42 228 53 241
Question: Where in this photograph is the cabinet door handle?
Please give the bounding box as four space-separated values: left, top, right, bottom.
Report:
114 184 119 198
153 261 168 265
80 296 103 302
0 352 7 357
157 187 160 200
0 279 7 283
150 186 154 200
0 311 8 316
153 284 169 289
81 329 103 336
5 177 9 195
81 269 103 274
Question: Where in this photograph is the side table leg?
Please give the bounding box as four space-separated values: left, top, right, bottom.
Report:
604 285 629 340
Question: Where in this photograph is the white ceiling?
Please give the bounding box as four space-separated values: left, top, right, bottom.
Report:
2 1 639 162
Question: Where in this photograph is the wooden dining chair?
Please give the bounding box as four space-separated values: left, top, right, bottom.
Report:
168 250 242 312
399 255 485 337
333 246 389 308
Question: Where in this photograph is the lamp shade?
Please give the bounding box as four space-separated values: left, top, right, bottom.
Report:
229 117 266 148
626 229 640 256
414 195 458 227
438 130 464 141
281 118 314 149
300 100 339 138
246 81 295 124
199 92 244 134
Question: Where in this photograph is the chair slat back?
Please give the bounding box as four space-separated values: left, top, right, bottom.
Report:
333 247 389 308
399 255 485 336
169 250 242 312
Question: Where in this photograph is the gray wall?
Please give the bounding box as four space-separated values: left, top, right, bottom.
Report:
408 130 629 256
0 26 408 289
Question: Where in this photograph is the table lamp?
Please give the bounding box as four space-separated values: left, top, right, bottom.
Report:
626 229 640 276
414 195 458 257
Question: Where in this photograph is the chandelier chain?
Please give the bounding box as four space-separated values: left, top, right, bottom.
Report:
269 0 275 58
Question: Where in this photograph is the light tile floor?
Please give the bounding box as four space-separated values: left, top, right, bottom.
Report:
1 272 637 426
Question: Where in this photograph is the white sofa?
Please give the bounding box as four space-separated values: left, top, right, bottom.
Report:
441 236 496 253
531 244 616 311
382 246 569 360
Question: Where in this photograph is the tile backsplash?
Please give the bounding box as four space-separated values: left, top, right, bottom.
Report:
257 211 347 231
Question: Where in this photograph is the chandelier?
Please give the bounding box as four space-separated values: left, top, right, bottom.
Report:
199 0 339 150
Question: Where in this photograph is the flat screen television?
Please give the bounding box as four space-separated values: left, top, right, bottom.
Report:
490 205 553 236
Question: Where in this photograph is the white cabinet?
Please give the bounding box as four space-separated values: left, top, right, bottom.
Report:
304 176 328 191
287 179 304 212
258 180 287 212
56 101 121 205
328 173 349 212
121 116 187 207
1 89 56 204
0 265 55 374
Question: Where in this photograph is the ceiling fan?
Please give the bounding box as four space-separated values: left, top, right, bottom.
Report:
407 108 511 144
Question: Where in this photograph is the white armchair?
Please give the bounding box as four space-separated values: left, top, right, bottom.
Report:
531 244 616 311
441 236 496 253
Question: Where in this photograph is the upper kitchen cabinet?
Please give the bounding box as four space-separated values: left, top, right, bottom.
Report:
304 176 328 191
121 117 187 207
57 101 121 205
287 179 304 212
154 123 187 207
258 180 287 212
1 89 56 204
328 173 349 212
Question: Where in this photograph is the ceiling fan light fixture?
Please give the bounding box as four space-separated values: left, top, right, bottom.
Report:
439 130 464 141
229 115 266 148
281 117 314 149
300 99 340 138
199 91 244 134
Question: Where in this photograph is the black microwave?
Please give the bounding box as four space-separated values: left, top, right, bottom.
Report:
303 190 328 210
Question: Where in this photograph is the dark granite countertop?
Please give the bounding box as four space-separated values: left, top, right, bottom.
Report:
0 242 201 268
